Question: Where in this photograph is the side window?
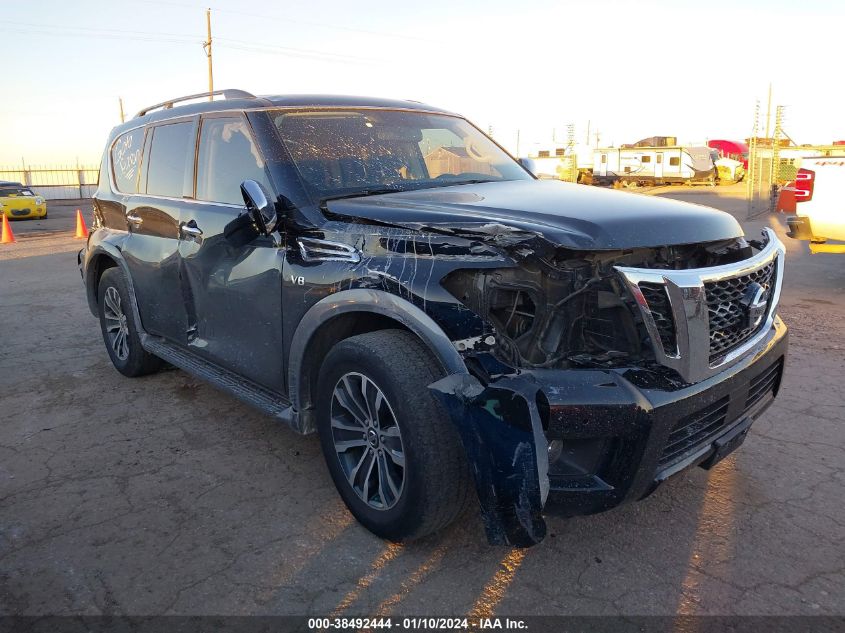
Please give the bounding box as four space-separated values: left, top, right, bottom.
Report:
111 128 144 193
601 154 607 164
656 154 663 164
196 117 272 205
145 122 195 198
641 155 651 163
669 156 680 166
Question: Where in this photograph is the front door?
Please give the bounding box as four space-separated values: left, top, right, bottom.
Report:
177 114 286 392
655 152 664 182
122 118 197 342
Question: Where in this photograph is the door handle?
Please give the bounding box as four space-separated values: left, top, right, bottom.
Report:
126 213 143 226
180 220 203 241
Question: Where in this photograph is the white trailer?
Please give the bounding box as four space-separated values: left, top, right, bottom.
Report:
592 145 717 186
522 144 594 182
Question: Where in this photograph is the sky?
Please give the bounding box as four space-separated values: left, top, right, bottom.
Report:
1 0 843 166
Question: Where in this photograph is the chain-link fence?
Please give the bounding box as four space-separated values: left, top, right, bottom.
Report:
746 100 774 219
0 164 99 200
746 103 811 219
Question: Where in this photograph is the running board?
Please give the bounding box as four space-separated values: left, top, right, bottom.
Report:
141 336 297 427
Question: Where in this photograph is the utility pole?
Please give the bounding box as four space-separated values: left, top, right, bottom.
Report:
764 82 772 140
586 120 590 146
203 8 213 99
118 97 125 123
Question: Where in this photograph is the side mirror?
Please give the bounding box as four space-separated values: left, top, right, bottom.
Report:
223 181 278 247
241 180 277 235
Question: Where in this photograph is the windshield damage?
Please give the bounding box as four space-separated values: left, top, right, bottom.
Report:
273 108 531 204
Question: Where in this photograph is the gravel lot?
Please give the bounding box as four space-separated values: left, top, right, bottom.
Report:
1 187 843 617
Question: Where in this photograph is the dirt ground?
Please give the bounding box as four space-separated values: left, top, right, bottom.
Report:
1 189 843 617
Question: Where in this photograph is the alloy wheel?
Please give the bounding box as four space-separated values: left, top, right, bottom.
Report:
330 372 405 510
103 286 130 361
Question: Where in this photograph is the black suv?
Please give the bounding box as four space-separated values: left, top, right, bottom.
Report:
79 90 788 546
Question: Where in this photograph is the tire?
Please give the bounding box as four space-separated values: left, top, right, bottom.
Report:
316 329 473 541
97 268 163 377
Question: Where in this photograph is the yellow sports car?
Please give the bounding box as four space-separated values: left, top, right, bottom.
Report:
0 181 47 219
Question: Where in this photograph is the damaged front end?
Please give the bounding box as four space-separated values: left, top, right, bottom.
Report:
426 225 782 547
430 373 550 547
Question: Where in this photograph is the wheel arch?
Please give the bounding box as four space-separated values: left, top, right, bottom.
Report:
287 289 468 434
84 245 145 332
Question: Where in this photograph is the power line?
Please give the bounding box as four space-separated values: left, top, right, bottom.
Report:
213 7 434 43
0 19 199 42
134 0 433 42
215 38 386 65
0 26 197 45
0 21 387 66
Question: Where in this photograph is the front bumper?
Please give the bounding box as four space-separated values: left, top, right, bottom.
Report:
542 315 787 517
432 316 787 547
2 204 46 219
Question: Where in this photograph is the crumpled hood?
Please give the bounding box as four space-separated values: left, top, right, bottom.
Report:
326 180 743 250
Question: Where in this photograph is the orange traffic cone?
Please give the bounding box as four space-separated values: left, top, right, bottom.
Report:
75 209 89 239
1 214 15 244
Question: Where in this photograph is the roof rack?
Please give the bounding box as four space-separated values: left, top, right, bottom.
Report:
133 89 256 118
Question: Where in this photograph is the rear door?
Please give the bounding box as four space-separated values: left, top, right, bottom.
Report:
176 113 286 391
122 117 197 341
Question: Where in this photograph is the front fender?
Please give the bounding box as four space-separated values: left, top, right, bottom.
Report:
286 288 469 431
288 288 551 546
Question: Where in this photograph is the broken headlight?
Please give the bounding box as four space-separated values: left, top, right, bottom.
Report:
442 263 641 369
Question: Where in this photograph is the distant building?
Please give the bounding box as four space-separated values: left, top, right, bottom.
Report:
424 146 495 178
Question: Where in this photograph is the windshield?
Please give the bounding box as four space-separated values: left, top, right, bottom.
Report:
273 109 531 200
0 186 33 197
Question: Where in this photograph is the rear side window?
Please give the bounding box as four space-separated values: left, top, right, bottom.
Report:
111 128 145 193
145 122 195 197
196 117 271 205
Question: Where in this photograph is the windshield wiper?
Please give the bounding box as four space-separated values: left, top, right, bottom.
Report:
320 179 502 204
427 178 501 187
320 185 408 203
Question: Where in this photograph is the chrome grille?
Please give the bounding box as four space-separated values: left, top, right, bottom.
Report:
639 283 676 354
706 261 776 361
614 228 785 384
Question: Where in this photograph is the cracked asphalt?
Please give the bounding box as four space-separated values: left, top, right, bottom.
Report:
1 192 843 616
